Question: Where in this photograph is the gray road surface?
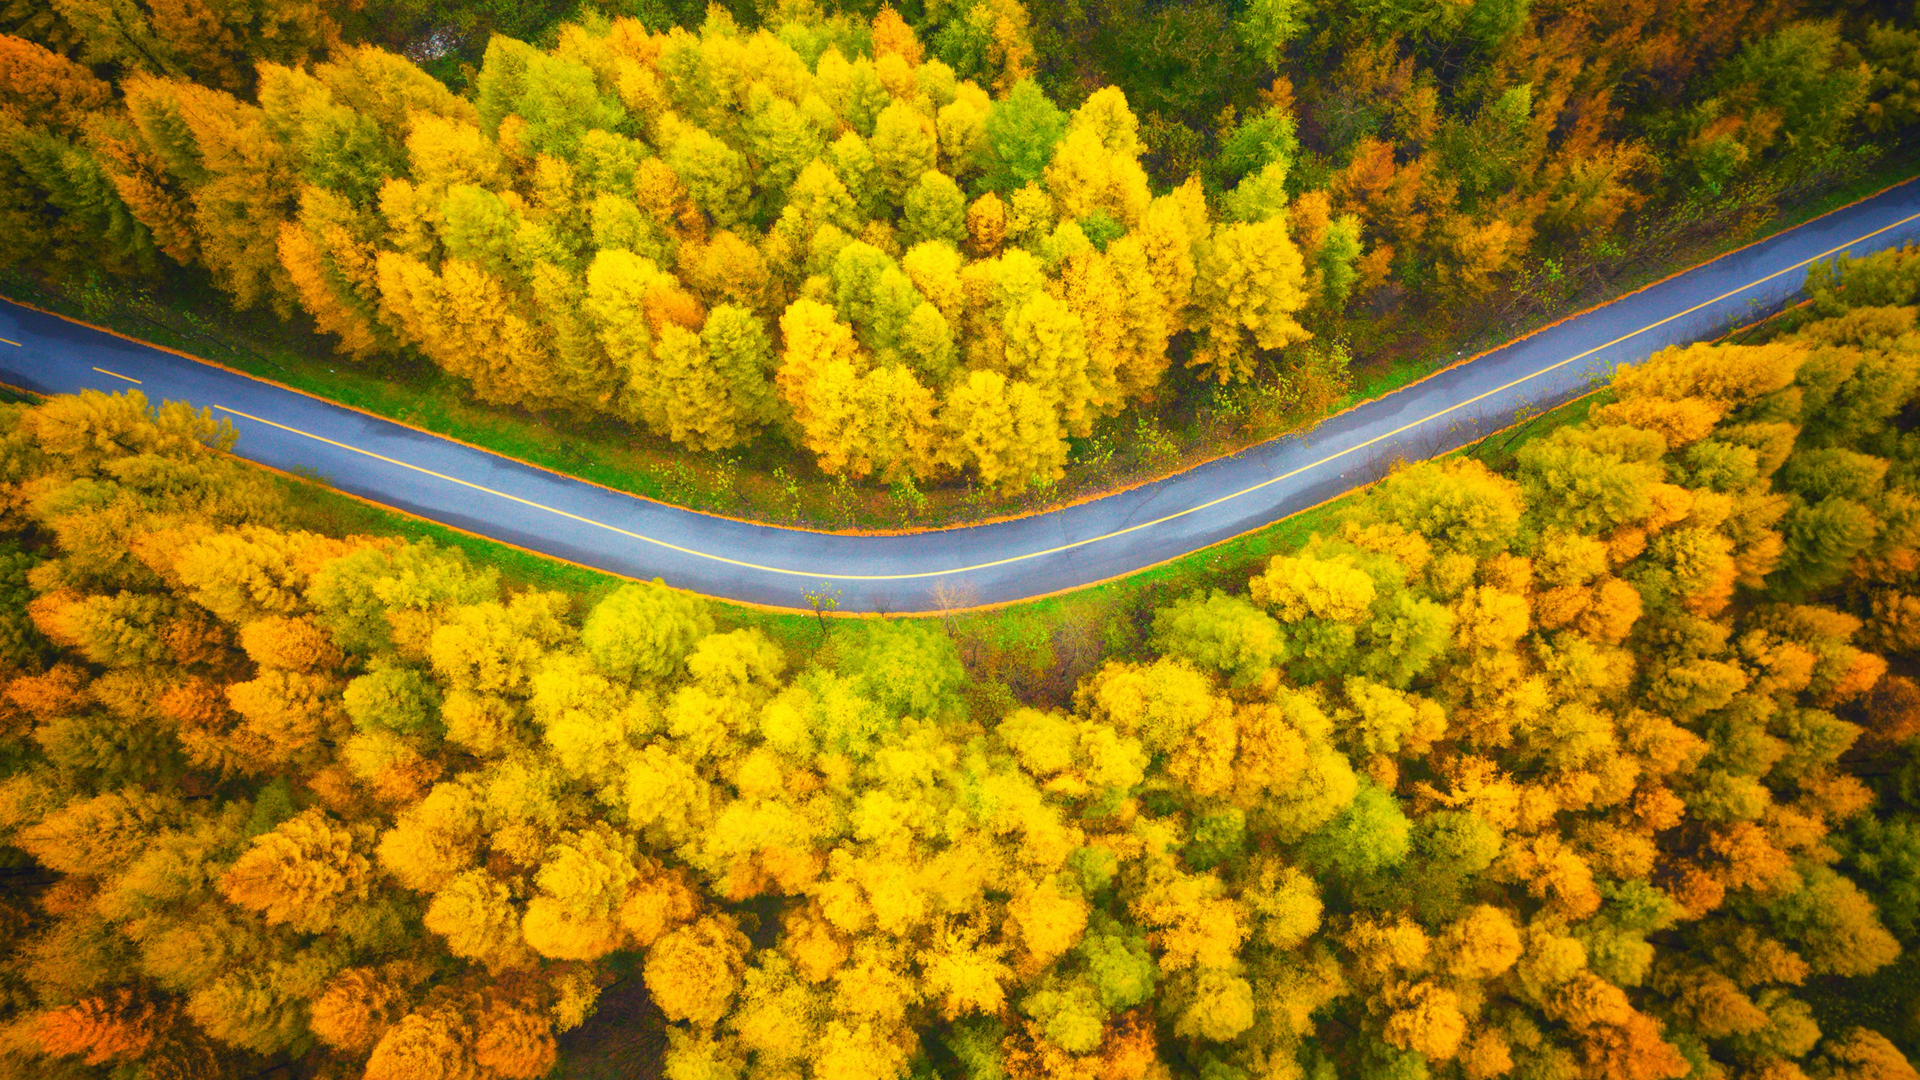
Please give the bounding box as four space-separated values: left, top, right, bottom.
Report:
6 180 1920 612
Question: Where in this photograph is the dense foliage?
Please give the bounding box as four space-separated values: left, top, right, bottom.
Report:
859 0 1919 294
7 0 1918 495
1 7 1349 493
5 248 1920 1079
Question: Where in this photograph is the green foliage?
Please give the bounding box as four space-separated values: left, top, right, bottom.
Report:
343 663 442 735
1840 815 1920 940
1776 496 1878 593
834 618 967 717
1150 590 1286 686
309 542 499 654
0 543 46 669
1807 246 1920 318
1300 778 1411 881
582 579 714 683
1234 0 1310 69
1078 914 1156 1008
1185 808 1248 870
1215 107 1297 189
983 78 1067 193
1415 810 1500 880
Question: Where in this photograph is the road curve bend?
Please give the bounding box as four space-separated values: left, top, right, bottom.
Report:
6 181 1920 613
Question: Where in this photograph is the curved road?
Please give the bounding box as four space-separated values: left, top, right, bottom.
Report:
6 181 1920 613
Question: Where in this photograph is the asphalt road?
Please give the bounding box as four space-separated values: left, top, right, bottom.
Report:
7 181 1920 613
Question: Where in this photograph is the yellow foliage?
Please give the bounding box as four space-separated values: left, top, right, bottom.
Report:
1551 972 1634 1030
966 191 1006 255
424 870 528 970
1344 916 1431 983
832 940 917 1024
813 1018 912 1080
217 809 371 933
1251 554 1377 622
1078 657 1226 758
1244 857 1322 949
1044 127 1151 229
1575 577 1644 644
1501 834 1602 918
238 615 340 672
378 782 482 893
426 591 572 697
1008 876 1090 965
1129 866 1246 971
174 526 355 626
522 829 637 960
34 989 160 1066
939 368 1067 493
626 743 715 848
364 1005 477 1080
730 956 818 1063
782 901 851 983
1514 922 1589 1000
473 1001 558 1080
1438 906 1523 979
1454 587 1531 652
790 359 940 482
1384 981 1467 1060
376 254 568 412
922 923 1012 1019
1189 217 1312 382
309 966 415 1053
620 861 702 947
1173 967 1256 1042
1460 1029 1515 1079
225 669 349 766
440 690 517 756
646 915 749 1025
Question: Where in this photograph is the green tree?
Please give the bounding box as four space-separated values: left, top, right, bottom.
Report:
983 78 1067 193
581 579 714 684
1150 590 1288 687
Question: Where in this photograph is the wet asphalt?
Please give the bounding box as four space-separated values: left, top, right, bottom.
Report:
6 179 1920 612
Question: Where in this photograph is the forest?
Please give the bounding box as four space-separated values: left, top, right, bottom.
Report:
3 240 1920 1079
7 0 1920 1077
3 0 1919 494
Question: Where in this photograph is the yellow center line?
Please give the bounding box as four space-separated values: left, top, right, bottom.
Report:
219 208 1920 583
92 366 142 385
0 337 20 347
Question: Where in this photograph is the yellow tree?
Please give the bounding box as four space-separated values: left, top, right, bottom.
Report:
939 369 1067 493
218 809 373 934
625 322 755 451
278 186 390 357
1043 88 1151 230
871 102 939 210
376 253 569 411
112 75 300 312
522 828 638 960
1190 217 1312 383
309 965 419 1053
647 915 751 1026
1003 293 1096 437
776 298 862 431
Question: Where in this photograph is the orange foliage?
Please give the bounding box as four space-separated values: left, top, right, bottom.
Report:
36 990 163 1065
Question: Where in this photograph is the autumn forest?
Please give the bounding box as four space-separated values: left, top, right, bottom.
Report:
7 0 1920 1078
5 0 1918 493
